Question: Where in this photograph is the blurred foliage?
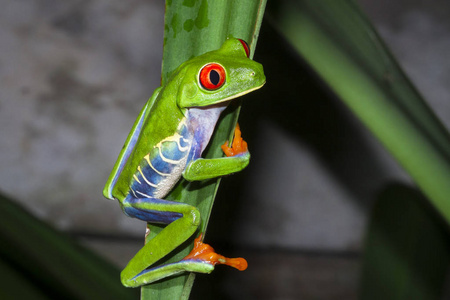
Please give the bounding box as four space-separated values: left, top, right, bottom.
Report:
0 193 138 300
360 184 450 300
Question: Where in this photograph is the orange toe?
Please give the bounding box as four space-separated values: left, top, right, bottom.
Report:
182 234 248 271
221 123 248 157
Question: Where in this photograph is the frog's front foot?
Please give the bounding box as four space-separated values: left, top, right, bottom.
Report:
182 234 248 271
221 123 248 157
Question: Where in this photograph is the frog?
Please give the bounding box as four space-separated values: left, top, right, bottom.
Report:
103 38 265 287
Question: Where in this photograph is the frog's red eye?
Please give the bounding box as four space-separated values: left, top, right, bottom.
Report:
199 63 226 90
238 39 250 58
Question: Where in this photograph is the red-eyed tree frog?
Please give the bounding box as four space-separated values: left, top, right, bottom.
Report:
103 38 265 287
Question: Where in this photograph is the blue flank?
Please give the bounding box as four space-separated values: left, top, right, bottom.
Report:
178 122 189 140
131 122 191 199
123 122 192 224
160 139 187 161
147 147 178 175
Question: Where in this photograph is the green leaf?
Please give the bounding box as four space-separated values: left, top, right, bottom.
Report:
142 1 267 299
267 0 450 222
360 184 450 300
0 193 138 300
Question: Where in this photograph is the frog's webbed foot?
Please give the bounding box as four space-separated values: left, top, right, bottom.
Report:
221 123 248 157
182 234 248 271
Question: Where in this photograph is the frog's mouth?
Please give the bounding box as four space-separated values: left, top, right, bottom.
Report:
215 81 266 104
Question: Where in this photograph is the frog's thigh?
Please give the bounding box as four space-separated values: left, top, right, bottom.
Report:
120 195 202 286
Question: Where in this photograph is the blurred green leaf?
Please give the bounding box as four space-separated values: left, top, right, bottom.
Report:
267 0 450 222
0 193 138 300
360 184 450 300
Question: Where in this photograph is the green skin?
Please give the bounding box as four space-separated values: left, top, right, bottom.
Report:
103 38 265 287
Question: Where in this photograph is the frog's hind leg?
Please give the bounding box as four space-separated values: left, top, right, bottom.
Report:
124 232 248 287
127 234 248 287
120 195 247 287
120 195 202 287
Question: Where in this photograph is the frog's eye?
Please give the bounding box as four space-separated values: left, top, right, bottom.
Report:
199 63 226 90
238 39 250 58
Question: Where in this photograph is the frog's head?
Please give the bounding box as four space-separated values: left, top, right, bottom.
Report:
176 38 265 109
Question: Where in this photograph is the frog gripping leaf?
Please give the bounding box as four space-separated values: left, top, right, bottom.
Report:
103 38 265 287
